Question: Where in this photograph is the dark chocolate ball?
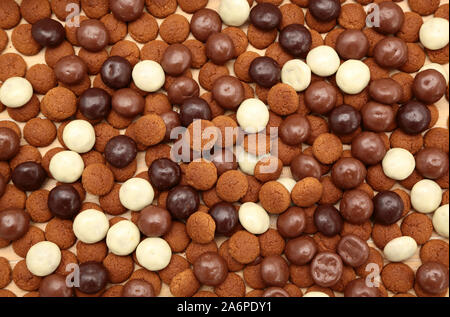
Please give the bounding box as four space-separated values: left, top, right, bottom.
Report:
167 77 200 105
344 278 380 297
193 252 228 286
76 19 109 52
180 97 212 127
166 185 200 220
335 29 369 60
276 206 306 239
212 76 245 110
260 255 290 287
262 287 290 297
310 252 343 287
110 0 144 22
190 8 222 42
361 101 395 132
373 37 408 69
329 104 361 135
304 81 337 114
373 1 405 34
48 184 81 220
351 132 387 166
250 3 282 31
279 24 312 57
314 204 343 237
290 154 322 181
160 111 182 142
209 202 238 235
0 209 30 241
31 18 65 47
11 162 46 192
279 114 311 146
416 262 449 295
100 56 132 90
249 56 281 88
0 127 20 161
415 147 449 180
161 44 192 77
369 78 403 105
77 262 108 294
205 33 235 65
331 157 367 190
111 88 145 118
337 235 369 267
396 101 431 135
104 135 137 168
39 274 73 297
137 206 172 237
79 88 111 120
373 191 404 225
148 158 181 191
339 189 373 224
412 69 447 105
54 55 88 85
285 236 317 265
309 0 341 22
122 279 155 297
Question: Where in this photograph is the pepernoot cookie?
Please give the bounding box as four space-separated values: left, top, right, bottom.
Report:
25 64 57 95
20 0 51 24
0 0 21 30
160 14 190 45
11 24 42 56
41 87 77 122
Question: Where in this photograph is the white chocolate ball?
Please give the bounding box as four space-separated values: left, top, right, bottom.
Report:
419 18 449 50
277 177 297 193
237 150 263 175
119 178 154 211
136 237 172 271
419 63 449 84
432 204 449 238
73 209 109 244
382 148 415 181
106 220 141 256
336 59 371 94
62 120 96 153
306 45 340 77
238 202 270 234
281 59 311 92
383 236 417 262
236 98 269 133
0 77 33 108
411 179 442 214
303 292 330 297
49 150 85 183
26 241 61 277
132 60 165 92
218 0 250 27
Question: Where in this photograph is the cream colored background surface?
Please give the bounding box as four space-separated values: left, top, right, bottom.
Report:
0 0 449 297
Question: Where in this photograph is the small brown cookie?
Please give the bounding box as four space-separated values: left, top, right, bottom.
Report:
397 12 423 43
12 226 45 258
25 189 52 223
145 0 177 19
163 221 191 253
110 40 140 66
240 175 262 204
11 24 42 56
7 95 40 123
247 24 278 49
435 3 449 20
312 133 343 164
129 12 159 43
420 239 449 267
81 0 109 19
0 0 21 30
279 3 305 30
216 170 249 203
356 247 384 277
364 58 389 80
214 273 246 297
0 257 12 289
78 48 109 75
41 87 77 122
140 40 169 63
184 39 207 69
0 29 8 53
426 44 449 65
20 0 51 24
81 163 114 196
381 263 415 294
259 181 291 214
259 228 285 257
324 28 345 49
199 62 230 91
363 28 385 57
23 117 57 147
424 128 449 153
389 128 423 155
338 3 366 29
76 241 108 263
367 164 396 192
222 27 249 57
234 51 260 83
100 13 127 45
12 260 41 291
177 0 207 13
25 64 57 94
129 269 162 296
160 14 190 44
45 41 75 68
51 0 80 21
0 53 27 82
265 42 293 68
45 218 76 250
103 253 134 284
268 83 299 115
9 145 42 171
290 264 314 288
371 223 402 249
158 254 190 285
170 269 200 297
400 212 433 245
400 43 426 73
408 0 440 16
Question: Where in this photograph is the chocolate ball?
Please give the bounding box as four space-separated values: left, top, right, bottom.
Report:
11 162 46 192
260 255 289 287
76 19 109 52
0 175 5 198
279 24 312 57
39 274 73 297
344 278 380 297
111 88 145 118
0 127 20 161
250 3 282 31
331 157 367 190
167 77 200 105
310 252 343 288
339 189 373 224
110 0 144 22
104 135 137 168
31 18 65 47
351 132 387 166
373 1 404 34
329 104 361 135
209 202 239 236
79 88 111 120
396 101 431 135
279 114 310 146
205 33 235 65
190 8 222 42
149 158 181 191
413 69 447 104
0 209 30 241
193 252 228 286
179 97 212 127
262 287 290 297
210 149 238 176
100 56 132 90
369 78 403 105
249 56 281 88
373 37 408 69
373 191 404 225
314 204 343 237
161 44 192 77
416 262 449 295
54 55 87 85
77 262 108 294
138 206 172 237
48 184 81 220
285 236 317 265
305 81 337 114
290 154 322 181
160 111 182 142
309 0 341 22
361 101 395 132
122 279 155 297
166 185 200 220
277 206 306 239
415 147 449 180
212 76 245 110
337 235 369 267
335 29 369 60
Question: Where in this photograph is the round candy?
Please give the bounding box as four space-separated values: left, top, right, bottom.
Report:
26 241 61 277
136 238 172 271
340 189 373 224
62 120 96 153
411 179 442 214
331 157 366 190
39 274 73 297
279 24 312 57
369 78 403 105
0 127 20 161
101 56 133 90
433 204 449 238
77 262 108 294
276 177 297 194
218 0 250 27
250 3 282 31
335 30 369 60
49 151 85 183
76 19 109 52
373 191 404 225
237 151 260 175
412 69 446 104
416 262 449 295
12 162 46 192
212 76 244 110
166 185 200 220
167 77 200 105
206 33 235 66
31 18 65 47
161 111 182 142
0 209 30 241
415 147 449 180
351 132 386 166
110 0 144 22
73 209 109 244
149 158 181 191
137 205 172 237
279 114 310 146
374 37 408 69
249 57 281 88
310 252 343 288
383 236 417 262
0 77 33 108
190 8 222 42
306 45 340 77
337 235 369 267
119 178 154 212
161 44 192 77
106 220 141 256
48 184 81 219
309 0 341 22
361 101 395 132
314 205 343 237
54 55 88 85
209 202 239 235
419 17 449 50
180 97 212 127
236 98 270 133
260 255 289 287
79 88 111 120
374 1 404 34
419 63 449 84
329 105 361 135
112 88 145 118
132 60 165 92
104 135 137 169
281 59 311 92
193 252 228 286
122 279 155 297
285 236 316 265
238 202 270 235
344 278 379 297
336 60 370 94
277 207 306 238
304 80 337 114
